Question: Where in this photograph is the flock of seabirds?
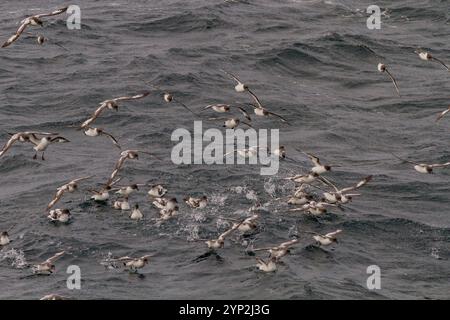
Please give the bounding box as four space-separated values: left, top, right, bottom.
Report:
0 6 449 300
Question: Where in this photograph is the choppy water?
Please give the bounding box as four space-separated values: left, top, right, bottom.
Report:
0 0 449 300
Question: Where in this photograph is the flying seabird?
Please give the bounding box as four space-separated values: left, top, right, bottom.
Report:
0 131 60 158
222 214 259 233
392 153 450 174
285 172 320 184
105 150 156 187
201 221 243 250
253 238 299 261
378 63 400 96
80 92 150 129
305 229 342 246
319 175 372 204
83 127 121 149
149 83 198 116
2 6 68 48
203 104 252 121
415 50 449 71
46 176 92 211
300 151 332 174
32 251 65 274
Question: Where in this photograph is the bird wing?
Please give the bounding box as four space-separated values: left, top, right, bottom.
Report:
81 103 108 128
46 188 66 211
385 69 400 96
50 136 70 143
247 89 264 109
234 106 252 121
430 162 450 168
267 110 289 123
431 57 450 71
218 222 241 240
2 20 31 48
45 251 65 264
69 175 94 185
0 133 22 157
100 131 121 149
112 91 150 102
34 6 69 18
436 106 450 122
325 229 342 239
304 152 321 166
279 239 299 249
172 97 198 116
221 69 243 85
339 175 373 193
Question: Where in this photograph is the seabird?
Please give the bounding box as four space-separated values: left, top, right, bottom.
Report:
287 185 314 205
47 209 71 223
31 135 69 160
306 229 342 246
285 172 320 184
32 251 65 274
0 231 11 246
130 204 143 220
113 198 130 211
221 70 288 123
113 184 140 197
223 214 259 233
208 117 253 129
157 206 180 222
105 150 156 187
83 127 121 149
0 131 62 159
203 104 252 121
247 103 289 123
148 185 167 198
80 92 150 129
149 83 198 116
255 257 277 272
90 186 112 202
300 151 332 174
253 239 299 261
108 255 152 272
378 63 400 96
46 176 92 211
152 197 178 210
289 201 336 215
392 153 450 174
23 33 68 50
320 175 372 204
2 6 68 48
415 50 449 71
204 224 240 250
184 196 208 209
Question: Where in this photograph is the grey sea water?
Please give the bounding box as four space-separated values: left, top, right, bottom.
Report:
0 0 449 300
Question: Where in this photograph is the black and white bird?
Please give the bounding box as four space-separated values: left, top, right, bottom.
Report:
80 92 150 129
378 63 400 96
2 6 69 48
415 50 449 71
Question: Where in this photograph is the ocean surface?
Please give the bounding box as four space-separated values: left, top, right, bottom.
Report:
0 0 449 300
